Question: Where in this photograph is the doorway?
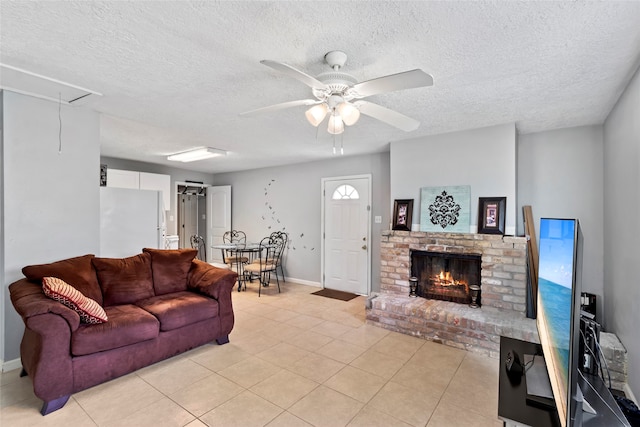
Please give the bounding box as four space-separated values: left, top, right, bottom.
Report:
321 175 371 295
177 184 207 250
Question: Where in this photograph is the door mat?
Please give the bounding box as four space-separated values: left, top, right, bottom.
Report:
311 288 358 301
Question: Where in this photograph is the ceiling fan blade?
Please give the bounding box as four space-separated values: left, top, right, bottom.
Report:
260 60 328 91
350 69 433 98
240 99 319 117
354 100 420 132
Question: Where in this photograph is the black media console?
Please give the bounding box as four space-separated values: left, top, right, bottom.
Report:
499 336 631 427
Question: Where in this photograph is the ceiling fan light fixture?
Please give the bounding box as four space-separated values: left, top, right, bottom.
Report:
167 147 226 162
337 102 360 126
327 114 344 135
305 103 328 127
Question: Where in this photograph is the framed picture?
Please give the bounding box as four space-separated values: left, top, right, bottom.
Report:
477 197 506 234
393 199 413 231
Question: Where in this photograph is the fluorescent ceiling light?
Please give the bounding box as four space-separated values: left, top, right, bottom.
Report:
167 147 226 162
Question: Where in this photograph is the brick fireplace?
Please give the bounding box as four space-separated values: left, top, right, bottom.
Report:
366 230 534 357
365 229 628 389
379 230 528 313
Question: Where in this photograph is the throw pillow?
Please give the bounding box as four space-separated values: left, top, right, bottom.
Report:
142 248 198 295
92 253 155 306
42 277 108 324
22 254 103 305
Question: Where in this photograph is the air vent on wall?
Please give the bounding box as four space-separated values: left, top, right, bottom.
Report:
0 63 102 105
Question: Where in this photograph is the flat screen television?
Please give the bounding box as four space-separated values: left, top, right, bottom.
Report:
536 218 583 427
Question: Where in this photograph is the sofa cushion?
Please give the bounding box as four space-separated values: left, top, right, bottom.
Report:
42 277 108 324
92 253 154 307
136 291 218 331
71 304 159 356
22 254 103 306
142 248 198 295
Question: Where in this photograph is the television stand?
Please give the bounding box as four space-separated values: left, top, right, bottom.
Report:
499 336 561 427
499 336 631 427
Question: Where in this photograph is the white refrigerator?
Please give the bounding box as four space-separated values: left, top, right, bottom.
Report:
99 187 164 258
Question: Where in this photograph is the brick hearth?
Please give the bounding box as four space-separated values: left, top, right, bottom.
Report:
365 230 628 389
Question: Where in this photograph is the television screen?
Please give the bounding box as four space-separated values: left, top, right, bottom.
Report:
536 218 582 427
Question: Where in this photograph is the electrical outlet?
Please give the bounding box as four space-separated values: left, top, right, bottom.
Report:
202 214 206 220
375 216 382 223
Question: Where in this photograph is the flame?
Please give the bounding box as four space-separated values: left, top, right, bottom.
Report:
433 270 465 287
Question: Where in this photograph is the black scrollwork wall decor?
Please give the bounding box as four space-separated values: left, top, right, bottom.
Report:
420 186 471 233
428 191 461 228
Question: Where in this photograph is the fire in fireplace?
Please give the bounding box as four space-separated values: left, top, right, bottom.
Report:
410 250 482 306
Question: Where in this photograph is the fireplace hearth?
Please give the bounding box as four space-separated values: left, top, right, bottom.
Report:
411 250 481 306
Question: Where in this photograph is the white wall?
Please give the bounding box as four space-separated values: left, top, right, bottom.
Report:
518 126 605 322
390 123 517 234
213 152 390 291
100 156 215 236
603 64 640 399
2 91 100 363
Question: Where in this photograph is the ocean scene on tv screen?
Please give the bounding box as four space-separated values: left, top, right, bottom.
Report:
538 218 575 399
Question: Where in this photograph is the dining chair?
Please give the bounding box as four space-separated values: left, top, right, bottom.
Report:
190 235 206 261
248 231 286 282
243 236 279 296
269 231 287 283
191 235 230 269
222 230 249 266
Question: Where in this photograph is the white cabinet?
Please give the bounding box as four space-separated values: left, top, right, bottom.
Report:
106 169 139 189
106 169 171 211
140 172 171 211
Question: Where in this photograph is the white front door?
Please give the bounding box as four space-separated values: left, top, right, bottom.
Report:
322 176 371 295
207 185 231 263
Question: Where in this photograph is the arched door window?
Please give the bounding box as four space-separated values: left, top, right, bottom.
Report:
332 184 360 200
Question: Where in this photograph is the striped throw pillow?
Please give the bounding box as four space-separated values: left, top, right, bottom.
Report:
42 277 108 324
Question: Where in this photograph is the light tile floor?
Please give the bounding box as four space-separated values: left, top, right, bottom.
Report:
0 282 502 426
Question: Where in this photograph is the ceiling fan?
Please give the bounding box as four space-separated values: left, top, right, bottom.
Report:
240 50 433 135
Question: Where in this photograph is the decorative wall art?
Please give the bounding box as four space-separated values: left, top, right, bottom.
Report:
100 164 107 186
261 178 312 251
392 199 413 231
477 197 506 234
420 185 471 233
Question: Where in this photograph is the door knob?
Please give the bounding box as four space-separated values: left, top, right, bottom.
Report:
362 245 367 250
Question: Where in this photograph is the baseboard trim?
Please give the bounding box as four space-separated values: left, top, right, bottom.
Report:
2 358 22 373
284 277 321 287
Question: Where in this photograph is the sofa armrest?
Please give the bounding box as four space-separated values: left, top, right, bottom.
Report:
9 279 81 332
187 260 238 301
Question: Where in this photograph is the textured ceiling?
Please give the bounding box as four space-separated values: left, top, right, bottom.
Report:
2 1 640 173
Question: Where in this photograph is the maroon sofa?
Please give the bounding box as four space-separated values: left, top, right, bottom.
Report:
9 249 237 415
